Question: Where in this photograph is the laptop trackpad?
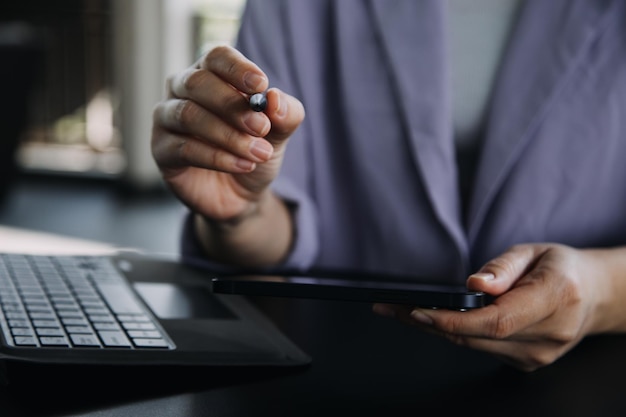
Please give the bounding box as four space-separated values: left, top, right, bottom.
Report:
133 282 236 320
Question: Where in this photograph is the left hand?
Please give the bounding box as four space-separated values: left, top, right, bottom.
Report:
373 243 613 372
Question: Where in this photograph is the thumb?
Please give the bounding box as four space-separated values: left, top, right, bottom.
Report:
467 244 542 296
263 88 305 147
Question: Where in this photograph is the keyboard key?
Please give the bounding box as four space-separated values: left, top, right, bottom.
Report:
62 318 88 326
65 325 93 334
53 302 79 310
47 289 71 297
29 312 56 320
122 322 156 331
32 320 60 328
77 294 100 302
98 330 131 347
83 307 109 315
26 305 53 312
22 295 46 303
4 312 28 320
56 310 84 318
88 314 115 323
117 314 150 323
92 322 120 331
23 300 48 307
14 336 37 346
8 319 29 328
70 334 101 347
50 295 73 302
36 328 65 336
39 336 69 346
132 338 169 348
11 328 34 336
80 300 106 308
127 330 163 339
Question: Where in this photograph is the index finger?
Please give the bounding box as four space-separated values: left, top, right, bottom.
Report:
199 45 269 95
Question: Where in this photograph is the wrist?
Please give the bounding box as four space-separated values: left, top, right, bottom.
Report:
193 192 294 267
198 193 268 232
584 247 626 334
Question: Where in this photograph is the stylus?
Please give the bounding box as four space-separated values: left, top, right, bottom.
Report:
249 92 267 112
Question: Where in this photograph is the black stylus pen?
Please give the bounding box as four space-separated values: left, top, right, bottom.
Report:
249 91 268 112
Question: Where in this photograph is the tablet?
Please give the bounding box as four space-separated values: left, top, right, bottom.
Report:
211 271 491 310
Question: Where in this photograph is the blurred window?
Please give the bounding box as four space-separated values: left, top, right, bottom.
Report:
0 0 246 181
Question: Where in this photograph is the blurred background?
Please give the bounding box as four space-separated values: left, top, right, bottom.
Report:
0 0 246 255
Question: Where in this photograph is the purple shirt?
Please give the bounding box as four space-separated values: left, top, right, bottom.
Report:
184 0 626 283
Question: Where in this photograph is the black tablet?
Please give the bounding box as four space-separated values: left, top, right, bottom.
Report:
211 271 491 310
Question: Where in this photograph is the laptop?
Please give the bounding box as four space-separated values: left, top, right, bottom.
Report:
0 250 311 370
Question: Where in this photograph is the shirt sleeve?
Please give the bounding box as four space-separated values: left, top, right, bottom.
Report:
179 182 319 271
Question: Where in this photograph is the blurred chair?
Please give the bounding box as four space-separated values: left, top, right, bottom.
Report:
0 22 43 203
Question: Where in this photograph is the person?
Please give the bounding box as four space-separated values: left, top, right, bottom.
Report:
151 0 626 372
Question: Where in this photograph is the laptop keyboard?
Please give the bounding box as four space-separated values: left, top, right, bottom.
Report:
0 254 175 350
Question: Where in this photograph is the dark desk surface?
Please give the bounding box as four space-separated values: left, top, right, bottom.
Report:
1 294 626 417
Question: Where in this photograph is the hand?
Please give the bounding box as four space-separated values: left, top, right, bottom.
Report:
373 244 623 371
151 45 305 223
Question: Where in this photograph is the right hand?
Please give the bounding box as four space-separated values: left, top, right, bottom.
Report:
151 45 305 223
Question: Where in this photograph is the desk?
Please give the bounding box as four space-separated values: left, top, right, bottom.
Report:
0 293 625 416
0 225 115 255
0 228 625 416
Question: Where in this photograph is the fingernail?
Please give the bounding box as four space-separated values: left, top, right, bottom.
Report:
275 92 287 117
410 309 433 325
469 272 495 282
243 72 266 92
242 112 269 136
372 304 396 319
249 139 273 161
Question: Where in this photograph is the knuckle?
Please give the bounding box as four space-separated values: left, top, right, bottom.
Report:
207 148 237 172
435 314 465 335
484 256 517 277
225 58 239 78
223 91 244 111
177 138 212 170
221 125 245 151
175 138 193 163
550 328 578 345
182 68 209 93
206 45 239 76
202 49 219 70
525 349 558 370
444 333 469 348
175 99 202 128
206 45 230 61
207 147 222 169
486 314 516 340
